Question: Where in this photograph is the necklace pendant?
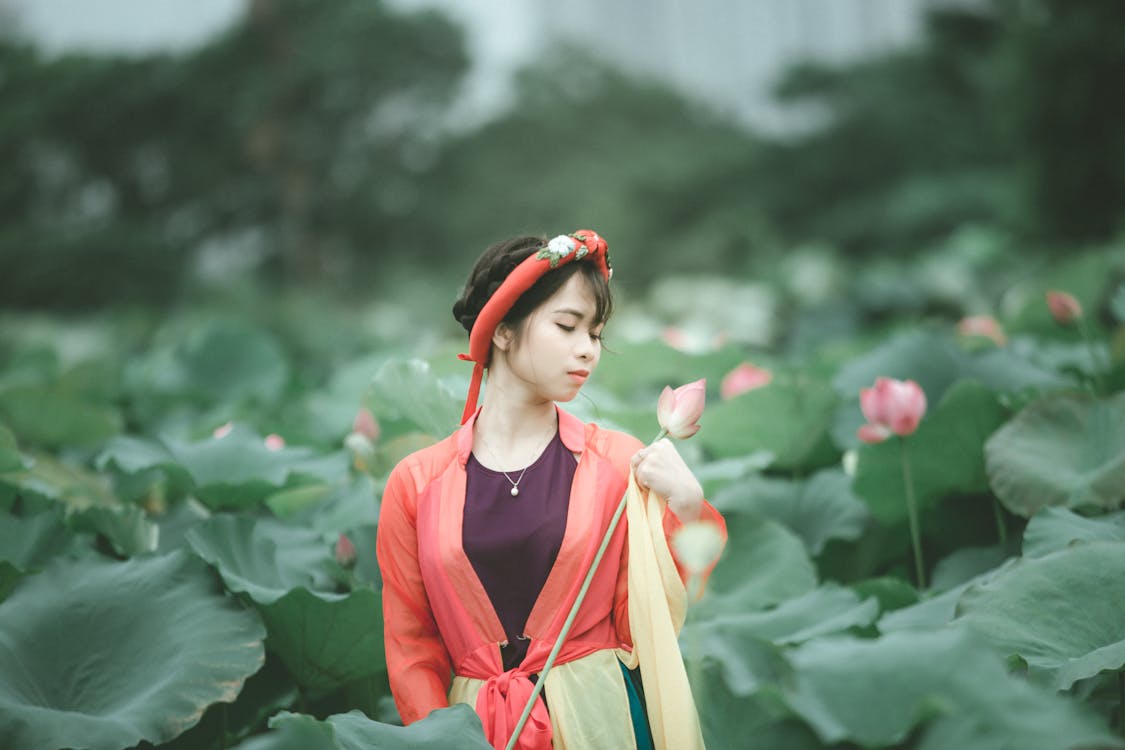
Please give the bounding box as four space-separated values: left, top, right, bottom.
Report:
510 486 519 496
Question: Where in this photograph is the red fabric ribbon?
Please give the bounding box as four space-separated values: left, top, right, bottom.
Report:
475 670 552 750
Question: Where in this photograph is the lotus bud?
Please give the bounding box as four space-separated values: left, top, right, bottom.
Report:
345 431 376 472
335 533 357 568
957 315 1006 346
353 408 380 442
856 377 927 444
1046 290 1082 327
264 433 286 451
720 362 772 399
212 421 233 439
656 379 706 439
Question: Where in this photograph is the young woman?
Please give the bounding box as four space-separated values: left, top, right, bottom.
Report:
376 230 726 749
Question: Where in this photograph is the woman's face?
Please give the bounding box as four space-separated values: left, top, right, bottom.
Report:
499 273 604 403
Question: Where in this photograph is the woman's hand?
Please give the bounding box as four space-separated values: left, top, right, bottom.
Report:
630 438 703 522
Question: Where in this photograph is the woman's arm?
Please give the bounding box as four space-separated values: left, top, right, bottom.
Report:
376 462 453 724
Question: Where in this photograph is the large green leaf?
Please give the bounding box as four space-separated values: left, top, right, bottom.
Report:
985 392 1125 516
783 627 1121 749
98 427 348 509
687 584 877 652
699 377 839 470
878 560 1015 634
230 706 492 750
186 515 385 690
711 469 869 555
257 587 385 691
953 542 1125 689
0 508 74 571
0 451 118 509
364 359 461 439
125 318 289 407
0 424 23 472
852 379 1007 524
1022 507 1125 558
186 515 338 605
0 383 122 449
695 513 817 616
0 551 265 750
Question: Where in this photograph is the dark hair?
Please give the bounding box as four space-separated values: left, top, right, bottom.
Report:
452 235 614 337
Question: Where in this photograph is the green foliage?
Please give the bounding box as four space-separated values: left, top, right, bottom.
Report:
0 551 265 750
985 392 1125 516
954 542 1125 690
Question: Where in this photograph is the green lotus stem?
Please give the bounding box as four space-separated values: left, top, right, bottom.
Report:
900 437 926 590
1078 317 1107 397
992 497 1007 547
505 427 670 750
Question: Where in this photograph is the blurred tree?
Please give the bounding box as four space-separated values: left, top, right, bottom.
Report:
993 0 1125 242
407 49 771 291
0 0 467 310
735 0 1125 257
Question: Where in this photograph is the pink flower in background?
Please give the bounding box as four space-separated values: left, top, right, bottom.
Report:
353 407 380 442
656 379 706 439
661 326 688 351
957 315 1006 346
335 533 357 568
212 422 233 439
857 377 927 443
264 433 286 451
720 362 772 399
1046 290 1083 326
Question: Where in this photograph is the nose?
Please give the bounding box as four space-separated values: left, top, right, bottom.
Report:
575 335 595 361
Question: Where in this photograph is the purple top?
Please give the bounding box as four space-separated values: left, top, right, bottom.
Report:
464 430 575 671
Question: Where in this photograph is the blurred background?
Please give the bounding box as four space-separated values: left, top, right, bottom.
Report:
1 0 1123 365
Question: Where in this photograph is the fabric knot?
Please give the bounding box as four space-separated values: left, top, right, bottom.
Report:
475 669 552 750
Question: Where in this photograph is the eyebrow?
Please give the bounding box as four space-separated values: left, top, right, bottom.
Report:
552 307 588 319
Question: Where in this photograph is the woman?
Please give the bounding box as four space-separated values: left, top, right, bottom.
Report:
376 230 725 749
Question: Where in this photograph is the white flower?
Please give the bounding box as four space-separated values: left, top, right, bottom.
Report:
546 235 577 259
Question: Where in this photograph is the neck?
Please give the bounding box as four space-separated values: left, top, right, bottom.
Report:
474 383 558 470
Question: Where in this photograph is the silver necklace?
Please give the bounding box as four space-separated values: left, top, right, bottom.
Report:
477 420 556 497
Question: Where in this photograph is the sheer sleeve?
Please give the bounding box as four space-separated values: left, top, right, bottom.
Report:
376 460 453 724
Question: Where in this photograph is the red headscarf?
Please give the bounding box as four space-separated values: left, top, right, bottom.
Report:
457 230 612 423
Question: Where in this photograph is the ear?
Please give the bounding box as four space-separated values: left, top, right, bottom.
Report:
492 323 515 353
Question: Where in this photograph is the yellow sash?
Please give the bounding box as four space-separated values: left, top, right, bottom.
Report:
616 472 706 749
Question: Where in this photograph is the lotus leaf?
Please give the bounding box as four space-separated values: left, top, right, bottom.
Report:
187 515 385 690
0 550 265 750
712 469 869 555
230 706 491 750
700 378 839 470
985 392 1125 516
954 541 1125 689
695 513 817 617
1022 506 1125 558
784 627 1120 748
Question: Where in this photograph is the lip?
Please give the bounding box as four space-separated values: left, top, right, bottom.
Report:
568 370 590 383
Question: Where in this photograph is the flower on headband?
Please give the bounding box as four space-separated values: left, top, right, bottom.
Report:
539 235 579 267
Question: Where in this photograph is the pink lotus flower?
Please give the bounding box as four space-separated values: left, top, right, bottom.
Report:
1046 290 1082 326
957 315 1006 346
720 362 772 399
857 377 927 443
212 421 233 439
264 433 286 451
353 407 380 442
335 533 357 568
657 379 706 439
